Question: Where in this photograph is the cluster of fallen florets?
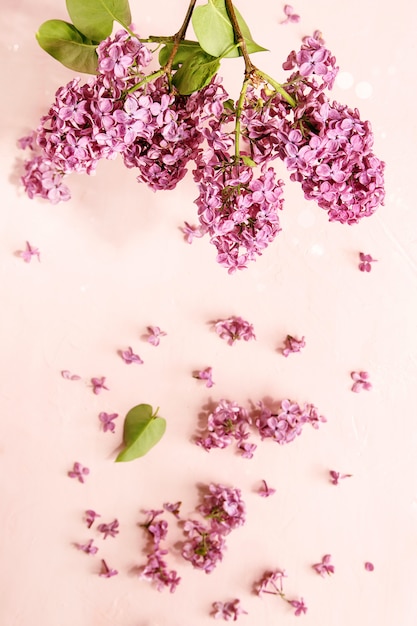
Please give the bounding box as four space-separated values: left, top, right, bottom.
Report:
19 28 385 272
138 482 246 589
196 397 326 457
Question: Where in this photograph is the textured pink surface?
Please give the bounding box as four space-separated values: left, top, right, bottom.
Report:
1 1 417 625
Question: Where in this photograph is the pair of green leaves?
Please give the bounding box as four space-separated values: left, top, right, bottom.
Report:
36 0 132 74
115 404 166 462
159 0 266 95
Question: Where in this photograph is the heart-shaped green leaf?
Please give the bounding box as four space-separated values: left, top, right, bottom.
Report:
172 49 220 95
66 0 132 42
115 404 166 462
36 20 98 74
192 0 266 58
159 40 203 69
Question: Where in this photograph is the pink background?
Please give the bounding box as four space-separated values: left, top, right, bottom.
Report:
1 1 416 624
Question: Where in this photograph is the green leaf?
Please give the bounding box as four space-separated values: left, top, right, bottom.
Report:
159 40 203 69
36 20 98 74
192 0 266 58
66 0 132 42
172 50 220 95
115 404 166 462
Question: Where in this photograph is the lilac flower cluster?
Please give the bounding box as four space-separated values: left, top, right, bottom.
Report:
196 397 326 456
19 28 214 200
181 483 245 573
19 27 385 271
242 32 385 225
215 316 256 345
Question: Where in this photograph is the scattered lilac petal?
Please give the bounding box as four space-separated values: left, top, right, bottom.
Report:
61 369 81 381
280 4 300 24
85 509 101 528
146 326 167 346
98 411 119 433
181 221 205 243
329 470 352 485
312 554 335 577
75 539 99 555
18 241 40 263
358 252 378 272
351 371 372 392
120 346 144 364
68 462 90 483
193 366 215 388
97 519 120 539
287 598 308 617
238 442 257 459
364 561 375 572
163 501 182 518
91 376 109 394
282 335 305 357
258 479 276 497
99 559 118 578
211 598 247 620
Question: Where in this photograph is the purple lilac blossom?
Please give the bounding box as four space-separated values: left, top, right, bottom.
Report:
120 346 143 364
214 316 256 345
193 366 214 388
312 554 335 576
280 4 300 24
351 370 372 392
75 539 99 555
211 599 247 620
282 334 306 356
359 252 377 272
19 241 40 263
98 412 119 433
68 462 89 483
97 519 120 539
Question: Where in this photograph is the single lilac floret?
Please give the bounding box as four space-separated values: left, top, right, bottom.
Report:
68 462 89 483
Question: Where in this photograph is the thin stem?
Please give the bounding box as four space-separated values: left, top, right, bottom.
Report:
127 68 165 94
255 69 297 107
234 78 250 159
164 0 197 73
224 0 254 75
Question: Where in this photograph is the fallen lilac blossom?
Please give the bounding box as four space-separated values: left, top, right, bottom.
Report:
211 598 247 620
99 559 118 578
98 412 119 433
193 366 215 388
68 462 89 483
61 370 81 381
281 334 306 356
280 4 300 24
214 316 256 346
18 241 40 263
312 554 335 577
146 325 167 346
85 509 101 528
75 539 99 555
91 376 109 394
351 371 372 392
359 252 378 272
97 519 120 539
258 479 276 497
120 346 144 364
329 470 352 485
